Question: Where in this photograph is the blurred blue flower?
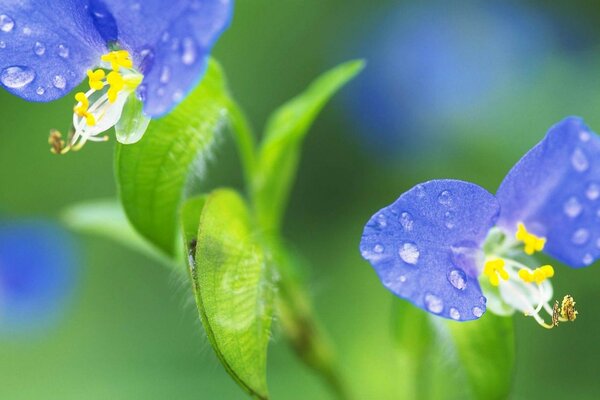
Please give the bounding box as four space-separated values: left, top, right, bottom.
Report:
361 117 597 328
345 1 559 151
0 0 232 149
0 221 76 336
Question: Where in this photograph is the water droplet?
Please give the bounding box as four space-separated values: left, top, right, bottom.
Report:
448 269 467 290
579 130 591 142
172 90 183 101
0 14 15 32
480 296 487 304
449 307 460 320
157 87 165 96
159 66 170 83
399 242 419 265
22 26 31 35
58 44 69 58
571 148 589 172
52 75 66 89
563 196 583 218
170 38 180 51
472 306 483 318
414 184 426 198
424 294 443 314
376 214 387 227
571 228 590 246
0 66 35 89
161 32 170 42
181 37 197 65
583 253 593 266
586 183 600 201
0 41 5 49
399 212 413 231
444 211 455 229
34 41 45 56
438 190 453 206
36 86 44 95
373 244 384 253
399 275 407 283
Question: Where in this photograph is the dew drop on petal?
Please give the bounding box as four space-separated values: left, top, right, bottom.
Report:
414 184 426 198
376 214 387 228
399 242 419 265
444 211 455 229
52 75 66 89
480 296 487 305
0 14 15 33
373 244 384 254
472 306 483 318
583 253 593 266
563 196 583 218
424 293 443 314
22 26 32 35
0 41 5 49
0 66 35 89
449 307 460 320
161 32 170 42
58 44 69 58
586 183 600 201
448 268 467 290
172 90 183 102
438 190 453 206
36 86 44 95
181 37 197 65
399 211 413 231
579 130 591 142
34 41 45 56
571 228 590 246
399 275 407 283
571 148 589 172
159 66 170 84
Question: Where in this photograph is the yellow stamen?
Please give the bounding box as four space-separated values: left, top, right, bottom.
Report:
515 222 546 255
73 92 96 126
518 265 554 285
483 258 509 287
101 50 133 71
106 71 124 103
87 69 106 90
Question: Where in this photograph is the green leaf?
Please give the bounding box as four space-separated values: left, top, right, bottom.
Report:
253 60 365 231
184 189 274 399
115 93 151 144
61 199 172 267
392 303 514 400
116 58 229 256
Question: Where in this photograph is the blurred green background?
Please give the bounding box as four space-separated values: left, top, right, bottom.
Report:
2 0 600 398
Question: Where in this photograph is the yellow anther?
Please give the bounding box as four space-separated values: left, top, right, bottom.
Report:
73 92 96 127
87 69 106 90
518 265 554 285
515 222 546 255
106 71 124 103
484 258 509 287
560 295 577 321
101 50 133 71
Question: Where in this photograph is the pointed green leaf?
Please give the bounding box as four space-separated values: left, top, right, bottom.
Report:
116 58 229 255
184 189 274 399
254 60 365 231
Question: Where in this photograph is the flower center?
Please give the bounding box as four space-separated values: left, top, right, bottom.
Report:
49 50 144 154
481 223 578 329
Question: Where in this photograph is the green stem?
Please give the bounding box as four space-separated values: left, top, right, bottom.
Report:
225 95 258 191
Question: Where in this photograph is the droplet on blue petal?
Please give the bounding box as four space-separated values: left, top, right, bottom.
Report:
36 86 45 95
586 183 600 201
161 32 170 42
181 37 197 65
437 190 453 206
34 41 45 56
444 211 455 229
159 66 170 84
0 14 15 33
480 296 487 304
376 214 387 227
472 306 483 317
0 66 35 89
448 268 467 290
563 196 583 218
172 90 183 102
52 75 66 89
399 242 419 265
22 26 32 36
449 307 460 320
583 253 593 266
58 44 69 59
424 293 443 314
579 130 591 142
571 148 589 172
0 41 5 48
373 244 384 253
399 211 414 231
157 87 165 96
571 228 590 246
170 38 180 51
399 275 407 283
414 184 426 198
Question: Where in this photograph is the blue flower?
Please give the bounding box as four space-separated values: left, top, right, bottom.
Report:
0 221 76 336
0 0 232 150
360 117 597 328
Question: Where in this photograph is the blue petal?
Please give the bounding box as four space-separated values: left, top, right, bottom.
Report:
0 0 106 102
496 116 600 267
0 221 77 335
360 180 499 321
97 0 233 116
